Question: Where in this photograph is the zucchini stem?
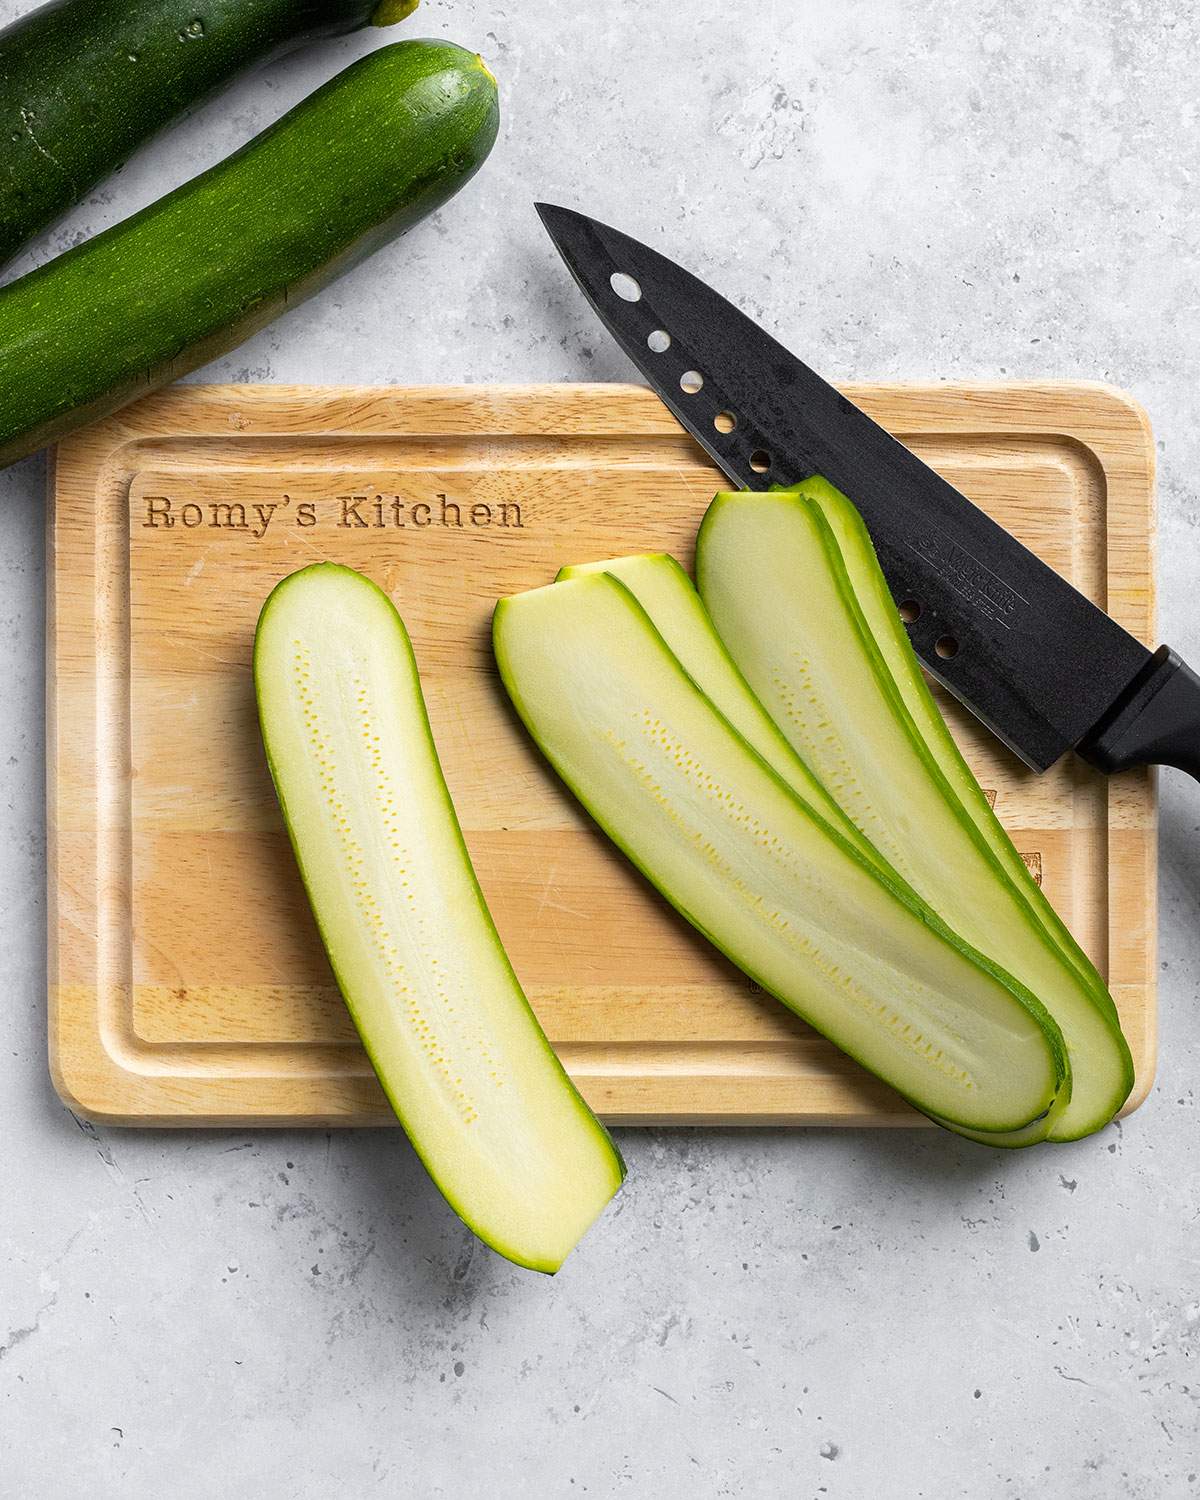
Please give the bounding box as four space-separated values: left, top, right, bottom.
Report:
372 0 420 24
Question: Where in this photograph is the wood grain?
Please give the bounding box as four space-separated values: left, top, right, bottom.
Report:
47 382 1157 1125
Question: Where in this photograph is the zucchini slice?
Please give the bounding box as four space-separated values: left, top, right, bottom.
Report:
494 573 1067 1135
696 489 1132 1140
798 476 1118 1024
559 553 1064 1145
255 564 623 1273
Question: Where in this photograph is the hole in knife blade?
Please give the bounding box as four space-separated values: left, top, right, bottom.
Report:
898 599 922 624
714 411 736 434
935 635 959 659
647 329 671 353
680 370 704 394
609 272 642 303
749 449 771 473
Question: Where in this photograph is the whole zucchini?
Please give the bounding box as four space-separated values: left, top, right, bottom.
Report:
0 0 416 268
0 39 497 468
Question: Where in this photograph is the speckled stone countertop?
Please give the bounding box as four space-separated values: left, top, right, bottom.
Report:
2 2 1198 1495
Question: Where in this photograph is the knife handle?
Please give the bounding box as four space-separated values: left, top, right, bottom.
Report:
1081 645 1200 779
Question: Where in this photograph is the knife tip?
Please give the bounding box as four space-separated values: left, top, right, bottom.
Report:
535 200 596 231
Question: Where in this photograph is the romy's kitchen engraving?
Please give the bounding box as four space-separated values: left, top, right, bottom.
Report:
140 491 525 537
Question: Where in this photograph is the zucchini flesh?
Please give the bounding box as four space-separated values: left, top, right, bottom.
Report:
697 489 1132 1141
494 573 1066 1135
798 476 1119 1025
0 39 497 468
559 555 1058 1146
0 0 412 269
255 564 623 1273
556 555 884 872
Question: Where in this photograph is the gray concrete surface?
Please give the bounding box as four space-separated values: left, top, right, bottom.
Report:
2 1 1198 1495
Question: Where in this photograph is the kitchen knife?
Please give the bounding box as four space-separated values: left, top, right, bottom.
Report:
536 202 1200 783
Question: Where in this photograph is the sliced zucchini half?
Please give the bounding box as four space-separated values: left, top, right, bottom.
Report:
255 563 624 1273
796 476 1118 1025
494 572 1066 1135
696 489 1132 1141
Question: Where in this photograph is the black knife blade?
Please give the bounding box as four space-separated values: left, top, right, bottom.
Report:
535 202 1163 776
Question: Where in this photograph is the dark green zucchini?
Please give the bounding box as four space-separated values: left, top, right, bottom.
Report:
0 0 416 268
0 38 497 467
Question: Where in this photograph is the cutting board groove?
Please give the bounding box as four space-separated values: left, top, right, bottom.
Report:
48 382 1157 1125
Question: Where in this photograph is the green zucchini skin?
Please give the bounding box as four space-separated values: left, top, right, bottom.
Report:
0 38 496 468
0 0 414 269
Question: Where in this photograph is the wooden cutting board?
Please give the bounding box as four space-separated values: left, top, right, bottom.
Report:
48 382 1157 1126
